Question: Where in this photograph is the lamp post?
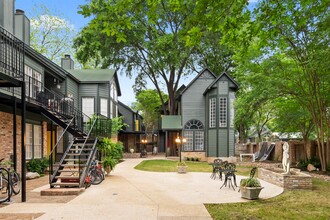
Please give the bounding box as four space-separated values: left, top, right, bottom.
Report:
141 138 147 158
175 135 187 162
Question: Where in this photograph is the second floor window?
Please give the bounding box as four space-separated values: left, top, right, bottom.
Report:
25 65 41 99
209 98 216 128
100 98 108 117
219 97 227 127
82 97 94 121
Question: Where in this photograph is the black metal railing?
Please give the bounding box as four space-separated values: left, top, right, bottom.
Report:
0 25 24 81
88 114 112 138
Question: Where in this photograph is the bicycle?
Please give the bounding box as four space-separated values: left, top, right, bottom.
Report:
0 166 10 203
0 158 21 203
86 160 104 186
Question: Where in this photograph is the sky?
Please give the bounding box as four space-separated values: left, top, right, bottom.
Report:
15 0 144 106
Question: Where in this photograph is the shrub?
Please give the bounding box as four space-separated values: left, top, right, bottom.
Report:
240 177 261 187
298 157 321 170
177 162 187 166
97 138 123 169
27 157 49 174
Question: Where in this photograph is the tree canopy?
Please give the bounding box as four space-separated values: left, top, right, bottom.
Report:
29 4 76 65
74 0 247 115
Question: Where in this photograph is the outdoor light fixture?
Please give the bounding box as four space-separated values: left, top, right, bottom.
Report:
175 135 186 162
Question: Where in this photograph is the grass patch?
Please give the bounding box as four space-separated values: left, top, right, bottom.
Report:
134 159 253 176
205 178 330 220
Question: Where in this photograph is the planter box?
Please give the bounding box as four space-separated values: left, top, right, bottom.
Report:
177 166 188 174
240 187 264 200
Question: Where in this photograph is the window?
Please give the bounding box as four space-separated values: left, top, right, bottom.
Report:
26 123 42 159
209 98 216 128
82 97 94 121
183 119 204 151
25 65 41 99
110 101 113 118
110 81 117 102
219 97 227 127
100 98 108 117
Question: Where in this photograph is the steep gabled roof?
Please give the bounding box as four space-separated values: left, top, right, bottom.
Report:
203 72 239 95
180 67 216 96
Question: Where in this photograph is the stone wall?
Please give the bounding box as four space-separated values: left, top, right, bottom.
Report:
259 168 312 190
182 152 207 162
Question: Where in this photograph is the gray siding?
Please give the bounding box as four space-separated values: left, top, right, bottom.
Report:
99 84 109 98
0 0 14 33
79 84 98 113
66 78 79 108
218 130 228 156
217 81 228 95
229 129 235 156
208 130 217 156
118 104 134 132
182 77 214 126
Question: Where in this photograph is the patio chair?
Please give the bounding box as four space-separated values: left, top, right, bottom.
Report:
220 162 237 190
210 159 222 180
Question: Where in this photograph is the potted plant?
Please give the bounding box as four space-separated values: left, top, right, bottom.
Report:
239 176 263 200
177 161 188 174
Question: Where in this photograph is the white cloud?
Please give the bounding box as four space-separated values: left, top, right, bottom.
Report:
31 15 74 30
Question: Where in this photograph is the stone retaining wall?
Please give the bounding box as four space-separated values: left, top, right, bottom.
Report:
258 168 312 190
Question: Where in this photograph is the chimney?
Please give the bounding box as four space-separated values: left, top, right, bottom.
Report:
61 54 74 70
14 9 30 45
0 0 15 34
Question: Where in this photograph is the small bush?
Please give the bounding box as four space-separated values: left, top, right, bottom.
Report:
194 157 200 162
298 157 321 170
27 157 49 174
190 157 195 161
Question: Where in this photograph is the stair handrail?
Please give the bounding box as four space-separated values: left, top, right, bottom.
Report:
77 115 99 187
48 116 76 185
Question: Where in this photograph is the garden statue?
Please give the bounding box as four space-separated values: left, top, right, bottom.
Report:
282 142 291 175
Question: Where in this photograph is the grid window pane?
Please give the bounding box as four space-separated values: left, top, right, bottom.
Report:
33 125 42 158
219 97 227 127
209 98 216 128
183 131 193 151
26 124 33 159
195 131 204 151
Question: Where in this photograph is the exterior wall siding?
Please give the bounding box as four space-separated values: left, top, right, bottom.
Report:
66 77 79 108
79 84 98 113
208 130 217 156
182 77 214 126
218 129 228 156
118 104 134 132
217 81 228 95
229 129 235 156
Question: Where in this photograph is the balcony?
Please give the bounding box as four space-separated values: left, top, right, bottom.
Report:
0 25 24 87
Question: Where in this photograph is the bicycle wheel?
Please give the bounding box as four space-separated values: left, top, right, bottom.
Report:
11 172 20 195
0 176 10 203
90 169 103 185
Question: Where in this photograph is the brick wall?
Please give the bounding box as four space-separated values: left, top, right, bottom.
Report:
259 168 312 190
0 111 48 174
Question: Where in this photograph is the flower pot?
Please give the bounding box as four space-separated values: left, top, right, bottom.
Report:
105 166 112 176
240 187 264 200
177 166 188 174
130 149 134 154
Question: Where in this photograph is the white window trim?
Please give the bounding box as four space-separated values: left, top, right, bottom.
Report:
209 98 216 128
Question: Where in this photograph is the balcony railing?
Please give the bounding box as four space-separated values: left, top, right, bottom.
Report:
0 25 24 81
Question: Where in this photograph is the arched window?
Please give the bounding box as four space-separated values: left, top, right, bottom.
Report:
183 119 204 151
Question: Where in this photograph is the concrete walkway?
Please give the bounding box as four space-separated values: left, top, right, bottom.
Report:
0 158 283 219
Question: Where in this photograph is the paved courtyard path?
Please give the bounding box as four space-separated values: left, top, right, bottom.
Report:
0 158 283 219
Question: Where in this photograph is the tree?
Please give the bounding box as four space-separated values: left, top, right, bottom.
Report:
253 0 330 171
74 0 247 115
132 89 168 132
29 4 76 65
229 0 330 170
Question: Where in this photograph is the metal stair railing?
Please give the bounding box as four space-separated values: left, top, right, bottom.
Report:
48 116 76 186
0 25 24 81
78 115 99 188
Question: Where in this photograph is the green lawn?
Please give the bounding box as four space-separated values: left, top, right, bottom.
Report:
134 159 252 176
135 159 330 220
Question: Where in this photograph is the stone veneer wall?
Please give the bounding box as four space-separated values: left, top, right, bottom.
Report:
181 152 207 162
259 168 312 190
